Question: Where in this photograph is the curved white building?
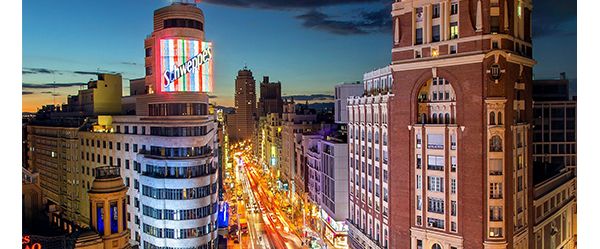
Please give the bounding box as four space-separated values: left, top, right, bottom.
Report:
79 2 219 249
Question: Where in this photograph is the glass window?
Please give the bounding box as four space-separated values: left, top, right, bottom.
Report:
415 28 423 45
450 22 459 39
432 25 440 42
432 4 440 18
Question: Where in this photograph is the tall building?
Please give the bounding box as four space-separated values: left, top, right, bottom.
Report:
532 75 577 175
229 67 257 142
258 76 283 117
386 0 535 248
27 3 219 249
347 66 393 249
334 83 364 124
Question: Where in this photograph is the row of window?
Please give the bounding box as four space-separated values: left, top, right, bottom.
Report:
142 203 217 221
142 240 217 249
149 145 212 158
148 103 208 116
141 183 217 200
143 163 217 179
150 126 208 137
143 222 214 239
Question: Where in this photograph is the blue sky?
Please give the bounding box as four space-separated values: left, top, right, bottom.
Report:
22 0 576 111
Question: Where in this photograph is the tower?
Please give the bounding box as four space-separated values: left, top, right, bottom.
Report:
388 0 535 249
86 166 130 249
232 67 257 142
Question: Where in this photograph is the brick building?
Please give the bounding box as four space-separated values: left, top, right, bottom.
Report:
386 0 535 248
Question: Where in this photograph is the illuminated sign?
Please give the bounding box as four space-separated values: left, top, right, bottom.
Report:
159 38 213 92
22 235 42 249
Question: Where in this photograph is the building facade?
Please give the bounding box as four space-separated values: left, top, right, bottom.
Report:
27 3 220 249
532 76 577 174
347 66 393 249
258 76 284 117
335 83 365 124
228 68 257 142
388 0 535 248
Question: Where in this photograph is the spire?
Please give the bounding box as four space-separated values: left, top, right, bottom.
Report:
476 0 483 32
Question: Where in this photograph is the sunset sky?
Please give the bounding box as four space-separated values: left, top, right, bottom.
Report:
22 0 576 112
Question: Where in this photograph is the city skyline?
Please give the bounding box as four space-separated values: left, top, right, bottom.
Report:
22 0 576 112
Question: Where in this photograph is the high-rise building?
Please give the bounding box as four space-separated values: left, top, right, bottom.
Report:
229 67 257 142
334 82 364 124
27 3 219 249
386 0 536 248
258 76 283 117
532 74 577 175
347 66 393 249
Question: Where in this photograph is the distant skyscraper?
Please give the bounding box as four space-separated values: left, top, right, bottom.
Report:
258 76 283 117
230 67 257 142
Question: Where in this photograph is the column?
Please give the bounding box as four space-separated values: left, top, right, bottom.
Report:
103 200 111 236
91 201 97 230
118 197 124 233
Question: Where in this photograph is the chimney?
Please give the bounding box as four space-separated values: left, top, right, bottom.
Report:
263 76 269 84
560 72 566 80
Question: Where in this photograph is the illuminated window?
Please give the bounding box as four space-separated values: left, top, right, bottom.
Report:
450 22 459 39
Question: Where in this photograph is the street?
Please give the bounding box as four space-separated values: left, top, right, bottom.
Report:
223 144 305 249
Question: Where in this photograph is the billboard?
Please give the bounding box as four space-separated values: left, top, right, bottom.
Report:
159 38 213 92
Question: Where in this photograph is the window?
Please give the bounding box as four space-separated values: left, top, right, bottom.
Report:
427 134 444 149
416 175 422 189
427 155 444 171
451 178 456 194
428 218 444 229
450 22 459 39
415 28 423 45
145 48 151 57
415 50 422 58
490 135 503 152
427 176 444 192
451 2 459 15
133 144 138 152
117 142 121 151
450 45 457 54
416 154 422 169
416 133 422 148
416 195 422 210
415 7 424 22
490 182 503 199
109 141 113 149
490 206 503 221
489 227 503 238
125 160 130 169
432 25 440 42
125 143 130 152
490 159 503 175
428 197 444 214
489 112 496 125
490 16 500 33
124 126 129 134
451 156 457 172
451 201 457 216
432 4 440 18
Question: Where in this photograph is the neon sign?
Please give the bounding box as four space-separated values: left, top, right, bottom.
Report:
22 235 42 249
159 38 213 92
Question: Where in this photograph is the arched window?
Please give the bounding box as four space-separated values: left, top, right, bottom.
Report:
368 131 372 142
349 127 353 139
498 112 503 125
432 243 442 249
432 113 438 124
490 135 503 152
489 112 496 125
439 113 444 124
383 132 388 145
421 113 427 124
375 131 380 144
445 113 451 124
